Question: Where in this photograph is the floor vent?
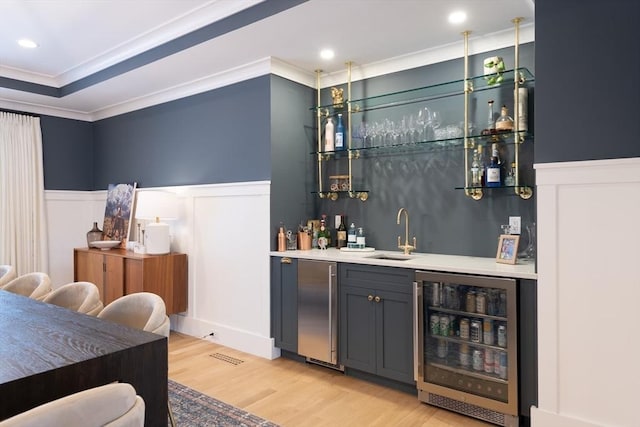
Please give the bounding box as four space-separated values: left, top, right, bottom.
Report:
427 392 517 426
306 357 344 372
209 353 244 365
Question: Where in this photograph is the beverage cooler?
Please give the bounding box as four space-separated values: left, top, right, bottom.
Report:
414 271 519 427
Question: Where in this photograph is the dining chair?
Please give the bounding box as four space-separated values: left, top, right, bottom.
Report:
42 281 104 316
1 272 51 300
97 292 174 426
0 265 17 287
0 382 144 427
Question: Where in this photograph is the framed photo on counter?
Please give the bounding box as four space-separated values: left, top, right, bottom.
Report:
496 234 520 264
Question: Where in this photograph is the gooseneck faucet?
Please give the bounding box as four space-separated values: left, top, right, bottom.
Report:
397 207 417 255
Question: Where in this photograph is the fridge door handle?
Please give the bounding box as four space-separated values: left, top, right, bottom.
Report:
413 281 422 383
329 263 337 364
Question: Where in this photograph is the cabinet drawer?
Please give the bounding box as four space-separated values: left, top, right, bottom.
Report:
340 263 412 293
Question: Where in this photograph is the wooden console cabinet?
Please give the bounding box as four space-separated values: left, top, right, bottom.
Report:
74 248 187 314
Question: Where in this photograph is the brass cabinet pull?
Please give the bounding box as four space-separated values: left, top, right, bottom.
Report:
281 257 292 264
367 295 374 301
375 296 381 303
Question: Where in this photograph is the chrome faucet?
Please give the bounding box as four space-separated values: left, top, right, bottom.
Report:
397 207 417 255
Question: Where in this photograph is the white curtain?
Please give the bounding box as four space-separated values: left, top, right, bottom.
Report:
0 112 49 275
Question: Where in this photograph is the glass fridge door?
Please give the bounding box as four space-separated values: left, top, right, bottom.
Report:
415 271 518 417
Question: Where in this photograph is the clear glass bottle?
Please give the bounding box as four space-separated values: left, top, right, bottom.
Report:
495 105 514 132
348 223 357 248
86 222 102 247
470 150 481 187
487 100 495 130
335 114 345 151
504 162 516 186
356 227 366 249
324 117 334 151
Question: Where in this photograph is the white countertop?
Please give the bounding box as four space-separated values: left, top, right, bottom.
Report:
270 248 537 280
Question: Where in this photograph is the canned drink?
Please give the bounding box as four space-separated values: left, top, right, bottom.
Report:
470 320 482 343
432 282 441 307
494 352 501 374
459 343 470 368
449 315 457 337
459 318 470 340
487 289 499 315
499 351 508 379
445 285 460 310
439 315 450 337
483 319 494 346
498 324 507 347
472 349 483 371
498 290 507 316
484 349 494 373
466 290 476 313
437 339 448 358
430 314 440 336
476 291 487 314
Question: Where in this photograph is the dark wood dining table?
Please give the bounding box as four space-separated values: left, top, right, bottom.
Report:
0 290 167 426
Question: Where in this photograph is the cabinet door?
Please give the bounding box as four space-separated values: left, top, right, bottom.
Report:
339 284 376 374
375 288 414 384
75 250 106 300
270 257 298 352
103 255 124 305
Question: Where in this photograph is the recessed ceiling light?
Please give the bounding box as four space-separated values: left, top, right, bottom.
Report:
320 49 335 60
448 11 467 24
18 39 38 49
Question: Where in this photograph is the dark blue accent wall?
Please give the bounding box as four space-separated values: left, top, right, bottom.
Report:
40 115 94 190
535 0 640 163
92 76 271 189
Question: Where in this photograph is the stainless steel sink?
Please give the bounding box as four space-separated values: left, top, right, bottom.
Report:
366 254 414 261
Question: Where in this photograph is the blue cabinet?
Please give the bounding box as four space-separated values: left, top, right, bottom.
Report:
270 256 298 353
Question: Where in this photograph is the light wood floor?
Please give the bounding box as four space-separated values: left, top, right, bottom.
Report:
168 332 492 427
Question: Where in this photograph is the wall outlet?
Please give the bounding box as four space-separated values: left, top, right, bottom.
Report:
509 216 521 235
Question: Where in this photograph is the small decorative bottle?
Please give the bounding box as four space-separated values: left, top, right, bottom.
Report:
356 227 366 249
324 117 335 151
470 150 481 187
487 100 495 130
495 105 514 132
504 162 517 186
335 114 345 151
86 222 102 247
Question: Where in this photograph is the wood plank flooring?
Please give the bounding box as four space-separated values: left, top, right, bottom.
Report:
168 333 493 426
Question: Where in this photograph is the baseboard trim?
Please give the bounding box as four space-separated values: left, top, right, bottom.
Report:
531 407 602 427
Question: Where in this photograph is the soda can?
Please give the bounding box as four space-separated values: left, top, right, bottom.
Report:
499 351 508 379
487 289 499 315
483 319 494 346
437 339 448 358
494 352 501 374
476 291 487 314
432 282 441 307
430 314 440 336
439 315 450 337
498 324 507 348
484 349 494 373
498 290 507 316
459 343 470 368
472 349 483 371
459 318 470 340
470 319 482 343
465 290 476 313
449 315 457 337
446 285 459 310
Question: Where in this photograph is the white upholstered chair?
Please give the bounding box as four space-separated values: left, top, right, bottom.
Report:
1 272 51 300
0 383 144 427
42 281 104 316
0 265 16 287
97 292 174 426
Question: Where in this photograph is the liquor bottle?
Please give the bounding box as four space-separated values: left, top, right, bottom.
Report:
317 216 328 249
477 144 487 185
347 223 357 249
336 215 347 248
470 150 481 187
486 156 502 187
356 227 366 249
504 162 516 186
321 214 332 247
324 117 334 151
495 105 514 132
487 100 495 130
335 114 345 151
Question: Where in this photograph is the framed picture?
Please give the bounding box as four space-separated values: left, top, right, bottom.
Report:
496 234 520 264
102 182 137 247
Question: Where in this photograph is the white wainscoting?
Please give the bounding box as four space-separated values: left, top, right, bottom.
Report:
44 181 277 359
533 158 640 427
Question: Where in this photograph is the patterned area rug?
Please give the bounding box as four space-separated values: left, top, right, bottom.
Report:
168 380 279 427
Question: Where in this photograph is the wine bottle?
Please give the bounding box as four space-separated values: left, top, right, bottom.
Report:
335 114 345 151
318 215 328 249
336 215 347 249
